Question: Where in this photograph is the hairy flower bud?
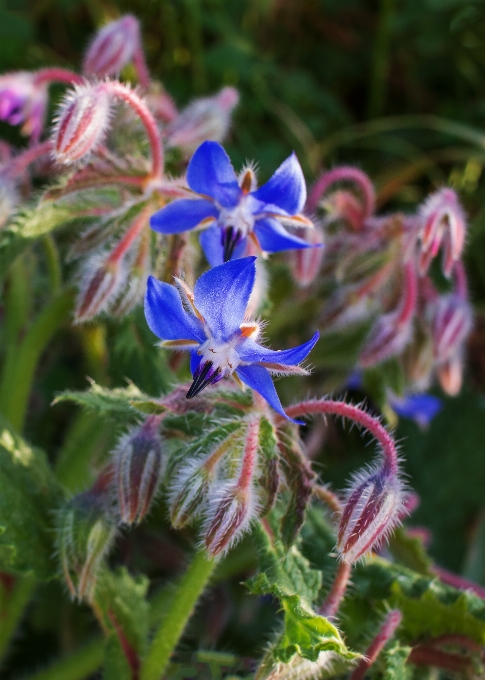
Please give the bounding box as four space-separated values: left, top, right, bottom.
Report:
359 311 413 367
164 87 239 156
52 83 111 165
431 293 472 365
83 15 140 78
75 254 126 322
337 461 405 563
287 224 324 287
114 418 163 525
56 474 117 601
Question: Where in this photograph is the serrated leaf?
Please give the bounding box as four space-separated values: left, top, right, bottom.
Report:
104 634 132 680
0 416 64 579
387 527 432 575
382 642 412 680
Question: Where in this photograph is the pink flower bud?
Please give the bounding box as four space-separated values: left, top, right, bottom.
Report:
287 224 324 287
52 83 111 165
75 254 125 323
323 189 368 230
338 461 405 563
431 293 472 364
83 15 141 78
205 481 257 556
0 72 48 141
437 355 464 396
418 188 467 277
164 87 239 156
359 311 413 367
114 418 163 525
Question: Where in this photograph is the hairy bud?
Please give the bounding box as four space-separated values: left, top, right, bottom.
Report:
432 293 472 365
0 72 47 141
75 254 125 322
52 83 111 165
114 418 163 525
337 461 405 563
164 87 239 156
56 473 117 601
359 311 413 367
287 224 324 287
83 15 140 78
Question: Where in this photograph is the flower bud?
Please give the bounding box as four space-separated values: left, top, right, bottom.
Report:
164 87 239 156
322 189 367 230
0 72 48 141
83 15 140 78
56 474 117 601
75 254 126 323
146 82 178 123
337 461 404 563
359 312 413 367
437 355 463 396
52 83 111 165
287 224 324 287
114 418 163 525
109 231 150 317
204 481 256 556
431 293 472 365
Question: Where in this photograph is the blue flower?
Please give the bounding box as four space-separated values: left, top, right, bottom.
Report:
144 257 319 422
150 141 318 265
388 393 442 429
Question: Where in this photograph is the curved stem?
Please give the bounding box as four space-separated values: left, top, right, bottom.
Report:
34 67 84 87
307 166 376 217
350 610 402 680
319 561 351 618
1 140 52 179
101 81 163 180
140 550 215 680
279 399 399 475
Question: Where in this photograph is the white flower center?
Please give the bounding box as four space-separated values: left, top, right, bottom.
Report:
218 196 255 238
198 337 241 377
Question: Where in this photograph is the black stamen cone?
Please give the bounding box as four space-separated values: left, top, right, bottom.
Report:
186 361 221 398
222 226 243 262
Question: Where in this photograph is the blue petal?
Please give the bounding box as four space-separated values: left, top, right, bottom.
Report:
238 331 319 365
190 351 202 375
390 393 442 428
193 257 256 340
144 276 206 343
255 218 316 252
251 152 306 215
150 198 218 234
199 225 247 267
186 141 241 208
236 364 302 424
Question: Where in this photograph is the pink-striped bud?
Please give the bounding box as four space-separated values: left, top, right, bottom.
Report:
287 224 324 287
110 231 150 317
359 312 413 367
431 293 472 365
338 461 405 563
114 418 163 525
83 16 140 78
52 83 111 165
164 87 239 156
418 188 467 277
75 254 125 323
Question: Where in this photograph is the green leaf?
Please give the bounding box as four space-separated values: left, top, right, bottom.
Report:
279 436 315 548
104 634 132 680
387 527 432 575
0 416 64 579
382 642 412 680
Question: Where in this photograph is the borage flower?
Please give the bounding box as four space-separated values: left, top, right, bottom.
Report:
150 140 318 265
144 257 319 422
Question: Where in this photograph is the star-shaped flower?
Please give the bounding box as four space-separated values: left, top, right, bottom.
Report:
144 257 319 422
150 141 318 265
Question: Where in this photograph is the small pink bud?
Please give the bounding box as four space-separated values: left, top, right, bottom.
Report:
359 312 413 367
418 188 467 277
114 418 163 525
75 255 125 323
52 83 111 165
83 15 141 78
338 461 405 563
431 293 472 364
437 355 463 396
205 482 256 556
287 224 324 287
110 231 150 317
164 87 239 156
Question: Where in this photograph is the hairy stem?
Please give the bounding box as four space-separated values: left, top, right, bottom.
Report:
350 610 402 680
34 67 84 87
319 561 352 618
307 166 375 217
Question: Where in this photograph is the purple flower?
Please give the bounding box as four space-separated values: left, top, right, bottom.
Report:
0 73 47 142
150 141 318 265
389 393 442 429
144 257 319 422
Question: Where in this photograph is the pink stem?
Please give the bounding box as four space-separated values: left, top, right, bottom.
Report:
238 416 260 490
34 67 84 87
350 610 402 680
408 645 472 674
279 399 399 475
100 81 163 180
432 565 485 600
1 140 52 179
429 634 483 654
319 561 352 618
133 44 151 89
307 166 376 217
453 260 468 300
107 206 150 264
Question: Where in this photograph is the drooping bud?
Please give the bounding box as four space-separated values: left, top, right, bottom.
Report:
114 417 163 525
164 87 239 156
337 461 405 563
0 72 48 141
52 83 111 165
110 229 150 317
56 471 117 601
287 224 324 287
431 293 472 365
75 253 126 323
359 311 413 367
83 15 140 78
418 188 467 277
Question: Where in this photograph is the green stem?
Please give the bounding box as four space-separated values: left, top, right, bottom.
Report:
141 550 215 680
367 0 395 118
0 575 36 662
0 289 73 431
16 638 104 680
41 235 62 293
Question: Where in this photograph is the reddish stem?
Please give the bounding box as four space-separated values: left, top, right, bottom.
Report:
34 67 84 87
408 645 472 674
429 634 483 654
238 416 260 490
397 260 418 327
319 561 352 618
107 206 150 264
453 260 468 300
307 166 376 217
350 610 402 680
432 565 485 600
107 609 140 679
1 140 52 179
279 399 399 475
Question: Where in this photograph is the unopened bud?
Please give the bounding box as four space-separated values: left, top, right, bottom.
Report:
287 224 324 287
205 481 256 556
56 474 117 601
0 72 47 141
323 189 367 230
338 461 404 563
437 355 463 396
359 312 413 367
164 87 239 156
75 254 125 322
432 293 472 364
83 15 140 78
110 231 150 317
114 418 163 525
52 83 111 165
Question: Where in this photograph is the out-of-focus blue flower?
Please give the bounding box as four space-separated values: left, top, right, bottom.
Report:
150 141 318 265
388 393 442 429
144 257 319 422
